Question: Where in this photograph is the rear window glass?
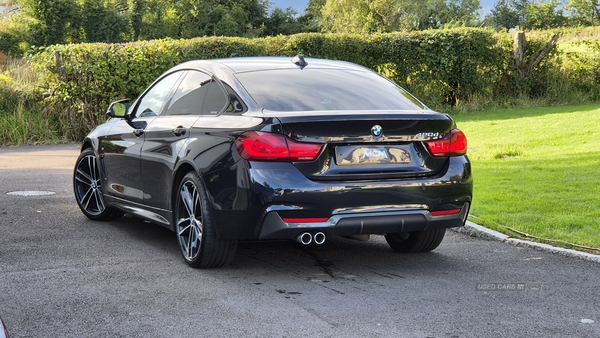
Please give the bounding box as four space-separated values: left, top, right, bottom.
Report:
234 68 425 112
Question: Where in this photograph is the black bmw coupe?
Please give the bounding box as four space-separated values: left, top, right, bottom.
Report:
73 56 472 268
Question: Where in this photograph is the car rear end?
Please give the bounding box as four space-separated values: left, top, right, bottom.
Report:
221 57 472 246
236 112 471 242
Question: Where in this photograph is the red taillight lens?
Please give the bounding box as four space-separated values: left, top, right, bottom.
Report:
236 131 323 162
236 131 288 161
424 129 467 157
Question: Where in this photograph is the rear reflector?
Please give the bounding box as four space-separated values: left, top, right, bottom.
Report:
236 131 323 162
282 217 329 223
424 129 467 157
430 209 462 217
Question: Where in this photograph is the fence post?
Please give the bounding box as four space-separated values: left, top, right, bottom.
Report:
514 31 527 79
54 50 66 80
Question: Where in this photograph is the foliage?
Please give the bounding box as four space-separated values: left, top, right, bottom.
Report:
368 29 502 106
521 0 568 30
19 0 81 46
319 0 378 33
297 0 325 32
6 0 600 58
566 0 600 26
0 0 306 55
484 0 570 31
319 0 482 33
556 35 600 101
263 7 303 36
2 27 600 143
6 0 600 59
175 0 269 38
436 0 482 28
0 56 53 145
81 0 129 43
486 0 520 30
21 28 568 141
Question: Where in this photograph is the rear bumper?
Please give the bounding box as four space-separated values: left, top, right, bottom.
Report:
209 156 472 240
258 203 469 239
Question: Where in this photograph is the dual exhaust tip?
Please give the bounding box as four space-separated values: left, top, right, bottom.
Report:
296 232 326 245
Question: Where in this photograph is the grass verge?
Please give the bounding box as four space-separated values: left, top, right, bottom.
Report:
0 108 62 145
453 104 600 252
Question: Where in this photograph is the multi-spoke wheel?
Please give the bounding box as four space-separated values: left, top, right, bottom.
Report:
385 228 446 253
73 149 124 221
175 172 237 268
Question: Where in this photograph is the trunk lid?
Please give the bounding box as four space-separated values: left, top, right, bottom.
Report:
271 110 456 181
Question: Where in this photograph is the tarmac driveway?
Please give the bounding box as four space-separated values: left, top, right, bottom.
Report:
0 144 598 338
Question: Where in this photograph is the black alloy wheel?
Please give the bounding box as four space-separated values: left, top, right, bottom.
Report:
385 228 446 253
73 149 124 221
175 171 237 268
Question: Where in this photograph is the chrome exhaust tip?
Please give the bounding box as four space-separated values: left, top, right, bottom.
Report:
313 232 326 245
297 232 312 245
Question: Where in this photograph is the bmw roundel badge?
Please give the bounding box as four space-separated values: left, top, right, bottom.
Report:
371 125 383 137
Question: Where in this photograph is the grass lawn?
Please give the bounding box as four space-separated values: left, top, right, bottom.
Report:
453 104 600 252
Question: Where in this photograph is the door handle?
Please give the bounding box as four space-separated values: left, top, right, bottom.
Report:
172 126 186 137
133 129 144 137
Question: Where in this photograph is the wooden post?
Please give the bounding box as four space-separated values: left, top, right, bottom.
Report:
514 31 527 78
54 50 66 80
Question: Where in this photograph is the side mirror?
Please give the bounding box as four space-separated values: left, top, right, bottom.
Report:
106 99 130 118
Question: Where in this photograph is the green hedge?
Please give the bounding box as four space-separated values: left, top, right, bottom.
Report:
19 28 592 141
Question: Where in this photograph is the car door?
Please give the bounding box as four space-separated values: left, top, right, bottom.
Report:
99 71 183 203
140 70 219 210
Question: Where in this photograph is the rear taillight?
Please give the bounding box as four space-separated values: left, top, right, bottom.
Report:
424 129 467 157
236 131 323 162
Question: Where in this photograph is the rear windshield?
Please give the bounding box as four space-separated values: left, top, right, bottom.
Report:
234 68 425 112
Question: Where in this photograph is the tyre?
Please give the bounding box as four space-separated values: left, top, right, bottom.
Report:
174 171 238 268
73 149 124 221
385 228 446 253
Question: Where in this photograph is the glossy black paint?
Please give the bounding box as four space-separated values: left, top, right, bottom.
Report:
79 57 472 244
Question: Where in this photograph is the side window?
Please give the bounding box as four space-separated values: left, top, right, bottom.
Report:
165 71 212 116
134 72 182 117
201 80 229 115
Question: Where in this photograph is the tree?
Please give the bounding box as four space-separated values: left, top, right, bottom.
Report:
82 0 128 43
439 0 481 26
264 7 302 36
566 0 600 25
318 0 482 33
129 0 144 41
486 0 520 30
521 0 568 29
485 0 569 30
132 0 179 40
0 0 30 54
175 0 268 37
319 0 380 33
18 0 80 45
297 0 325 32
